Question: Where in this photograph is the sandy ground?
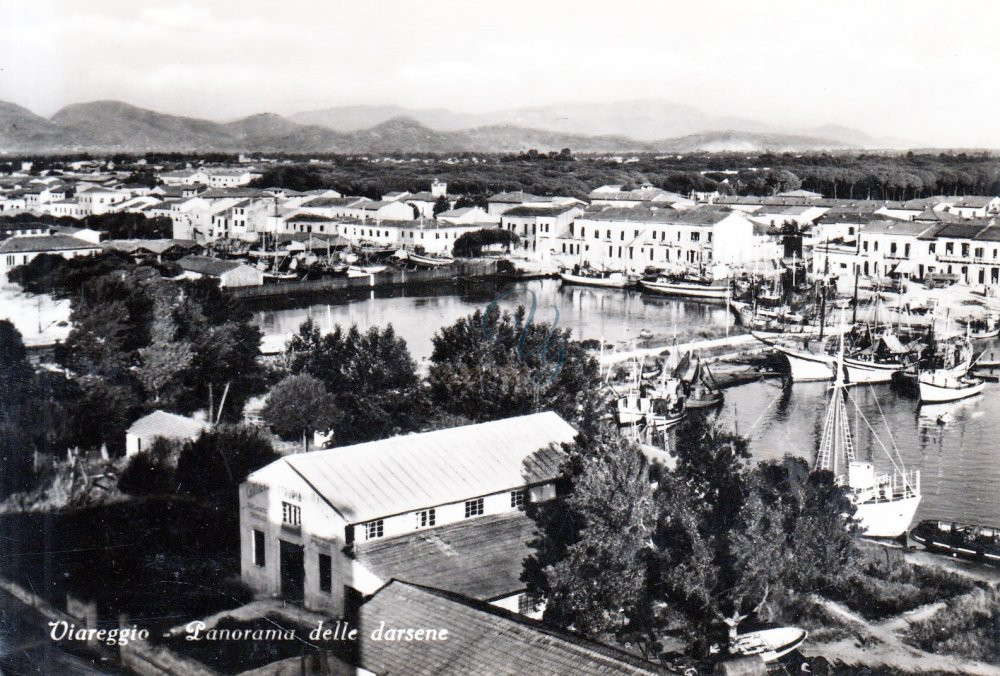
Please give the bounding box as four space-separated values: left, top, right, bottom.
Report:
0 282 71 347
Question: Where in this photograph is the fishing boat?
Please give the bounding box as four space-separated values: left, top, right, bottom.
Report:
674 352 724 409
728 627 808 663
346 264 387 277
615 391 686 431
640 275 730 299
841 334 912 384
559 268 633 289
918 372 986 403
752 332 836 382
910 520 1000 564
816 322 921 538
409 251 455 268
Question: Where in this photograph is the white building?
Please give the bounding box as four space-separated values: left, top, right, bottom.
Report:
176 255 264 287
239 412 576 617
500 204 584 259
0 234 102 279
125 410 208 457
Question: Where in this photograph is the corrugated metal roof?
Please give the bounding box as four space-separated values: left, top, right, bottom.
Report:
356 511 537 600
358 581 665 675
126 410 207 440
279 412 576 523
0 235 101 254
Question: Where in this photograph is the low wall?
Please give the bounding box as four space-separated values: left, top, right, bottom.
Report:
226 259 499 301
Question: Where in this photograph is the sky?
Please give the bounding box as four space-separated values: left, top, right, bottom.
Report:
0 0 997 147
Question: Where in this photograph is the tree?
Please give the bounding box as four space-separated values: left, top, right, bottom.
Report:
429 306 604 436
285 320 424 444
176 425 280 498
118 451 175 495
262 374 340 451
432 195 450 216
0 321 38 500
523 431 655 646
452 228 519 257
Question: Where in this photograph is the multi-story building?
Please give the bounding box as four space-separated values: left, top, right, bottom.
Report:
238 412 577 617
500 204 584 258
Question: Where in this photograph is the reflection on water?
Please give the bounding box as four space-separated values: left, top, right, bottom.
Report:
252 279 735 360
251 281 999 526
715 380 1000 526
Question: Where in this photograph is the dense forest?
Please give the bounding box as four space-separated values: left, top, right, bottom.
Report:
8 150 1000 203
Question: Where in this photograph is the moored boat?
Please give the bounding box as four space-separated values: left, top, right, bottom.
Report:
910 520 1000 564
815 318 921 538
347 264 387 277
640 275 730 299
752 332 836 382
918 372 986 403
408 252 455 268
560 269 633 289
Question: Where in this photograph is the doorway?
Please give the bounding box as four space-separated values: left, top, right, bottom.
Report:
279 540 305 601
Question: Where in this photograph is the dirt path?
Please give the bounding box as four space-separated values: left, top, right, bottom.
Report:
803 594 1000 675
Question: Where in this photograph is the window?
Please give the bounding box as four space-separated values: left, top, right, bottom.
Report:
318 553 332 593
365 520 384 540
415 508 436 528
282 502 301 528
690 232 700 242
946 242 954 255
975 247 985 259
253 530 265 567
464 498 484 518
929 243 936 254
510 490 525 509
518 593 538 615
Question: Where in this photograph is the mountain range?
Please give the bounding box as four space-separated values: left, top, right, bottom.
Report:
0 99 912 155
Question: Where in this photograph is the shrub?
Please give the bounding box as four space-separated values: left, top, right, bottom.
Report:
118 452 175 495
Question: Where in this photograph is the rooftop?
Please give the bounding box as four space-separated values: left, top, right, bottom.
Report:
356 581 664 675
0 234 101 254
356 511 538 600
126 410 207 440
580 204 737 226
269 412 576 524
860 220 935 237
177 254 245 276
502 205 579 218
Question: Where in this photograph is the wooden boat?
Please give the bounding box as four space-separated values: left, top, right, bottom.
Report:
918 372 986 403
640 275 730 299
409 251 455 268
729 627 808 663
752 332 836 382
615 393 685 431
815 318 921 538
910 520 1000 564
347 264 387 277
560 269 633 289
262 271 298 282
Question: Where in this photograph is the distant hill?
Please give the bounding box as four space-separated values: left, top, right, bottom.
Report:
0 99 891 154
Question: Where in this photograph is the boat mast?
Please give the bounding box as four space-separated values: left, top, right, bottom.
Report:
816 310 856 475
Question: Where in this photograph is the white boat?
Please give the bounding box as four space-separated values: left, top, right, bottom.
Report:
817 321 921 538
752 333 835 381
640 276 730 299
408 252 455 267
347 264 386 277
560 270 633 289
918 372 986 403
841 356 905 384
730 627 808 662
615 393 685 431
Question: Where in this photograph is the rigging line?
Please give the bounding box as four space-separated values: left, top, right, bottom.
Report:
844 387 915 493
869 382 902 457
745 384 784 437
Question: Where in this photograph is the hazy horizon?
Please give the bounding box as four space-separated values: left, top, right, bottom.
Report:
2 0 998 147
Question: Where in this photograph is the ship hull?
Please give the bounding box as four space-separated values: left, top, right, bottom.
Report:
560 272 632 288
854 495 921 538
640 279 729 299
777 345 835 381
918 378 985 403
842 358 903 384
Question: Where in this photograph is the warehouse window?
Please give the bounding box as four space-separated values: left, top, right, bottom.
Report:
464 498 484 518
319 553 332 593
365 520 384 540
253 530 265 567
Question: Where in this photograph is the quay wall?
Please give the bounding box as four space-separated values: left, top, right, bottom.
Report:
226 259 499 301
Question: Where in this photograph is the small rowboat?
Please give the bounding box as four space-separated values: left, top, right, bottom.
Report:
409 252 455 268
729 626 807 662
918 372 986 403
347 264 386 277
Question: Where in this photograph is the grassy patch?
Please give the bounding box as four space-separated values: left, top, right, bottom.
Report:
764 590 859 644
824 547 978 621
905 588 1000 665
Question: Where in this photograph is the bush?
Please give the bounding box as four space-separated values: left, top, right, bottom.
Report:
118 452 176 496
176 425 279 498
906 587 1000 664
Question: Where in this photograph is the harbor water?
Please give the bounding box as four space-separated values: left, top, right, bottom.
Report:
251 278 1000 527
